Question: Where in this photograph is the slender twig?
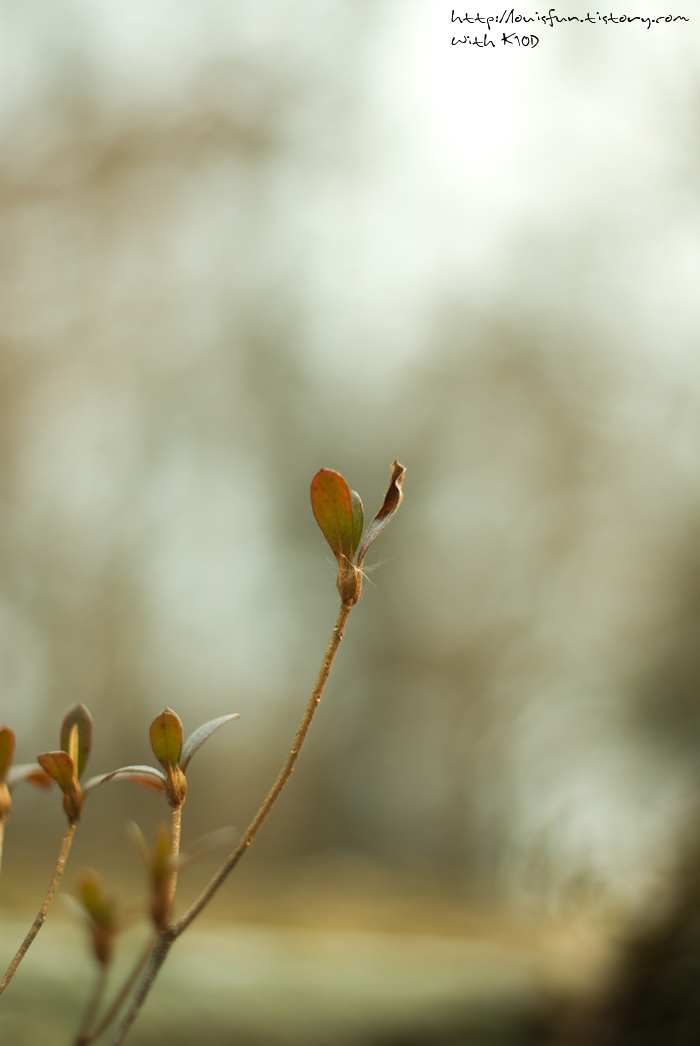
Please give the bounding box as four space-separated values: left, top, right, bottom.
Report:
109 935 172 1046
169 804 182 911
0 821 5 879
178 602 352 934
0 821 77 994
110 601 353 1045
74 964 108 1046
75 934 156 1046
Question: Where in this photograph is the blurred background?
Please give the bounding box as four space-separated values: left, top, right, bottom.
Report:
1 0 700 1042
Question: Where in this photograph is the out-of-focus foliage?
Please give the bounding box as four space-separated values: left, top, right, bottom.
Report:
0 0 699 911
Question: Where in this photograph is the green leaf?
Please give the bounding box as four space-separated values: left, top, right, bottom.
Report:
310 470 356 563
0 727 15 783
149 708 183 771
180 714 240 772
355 460 405 569
37 751 78 794
350 490 364 558
60 704 93 779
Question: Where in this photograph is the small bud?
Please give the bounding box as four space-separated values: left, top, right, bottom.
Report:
310 461 405 606
150 709 186 808
37 751 83 824
150 709 183 772
77 870 119 968
310 470 364 606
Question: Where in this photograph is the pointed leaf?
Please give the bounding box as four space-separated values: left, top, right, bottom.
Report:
172 826 237 870
37 750 78 794
7 763 54 791
83 765 166 795
119 773 167 792
355 460 405 568
127 821 151 869
150 708 183 771
0 727 15 782
60 704 93 779
350 490 364 558
310 470 356 563
180 714 240 772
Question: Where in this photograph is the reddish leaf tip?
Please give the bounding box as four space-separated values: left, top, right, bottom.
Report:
310 469 356 563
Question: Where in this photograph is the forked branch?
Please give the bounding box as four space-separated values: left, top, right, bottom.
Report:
109 601 353 1044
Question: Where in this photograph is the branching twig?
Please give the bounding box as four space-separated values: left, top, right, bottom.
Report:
109 601 353 1045
0 821 77 994
75 934 156 1046
74 964 108 1046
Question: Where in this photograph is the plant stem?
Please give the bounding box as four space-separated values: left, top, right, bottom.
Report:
76 934 156 1046
109 934 173 1046
169 804 182 912
0 821 5 879
178 601 352 934
0 821 77 994
109 601 353 1045
74 963 108 1046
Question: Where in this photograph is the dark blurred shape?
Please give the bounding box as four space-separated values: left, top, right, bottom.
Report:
636 536 700 766
561 837 700 1046
370 1002 555 1046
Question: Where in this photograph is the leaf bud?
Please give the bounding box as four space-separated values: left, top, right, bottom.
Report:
149 709 187 808
37 750 83 825
77 870 119 968
310 461 405 607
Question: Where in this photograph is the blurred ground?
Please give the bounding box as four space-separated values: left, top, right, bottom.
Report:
0 864 615 1046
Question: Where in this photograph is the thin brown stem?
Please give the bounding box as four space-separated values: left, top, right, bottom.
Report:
109 934 173 1046
0 821 5 879
109 601 353 1045
176 601 352 934
76 934 156 1046
0 821 77 994
74 963 108 1046
168 804 182 912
